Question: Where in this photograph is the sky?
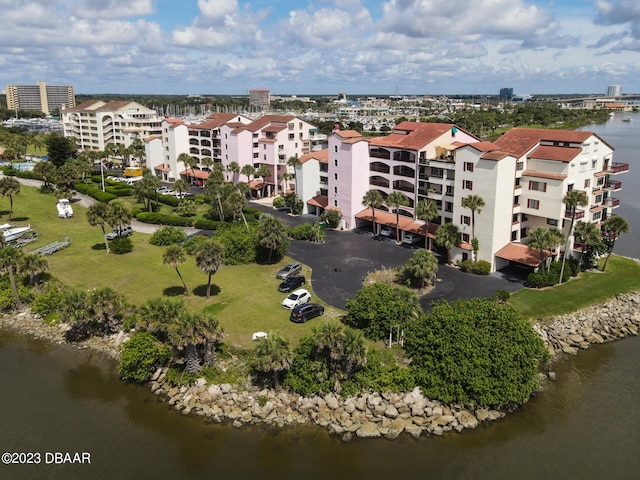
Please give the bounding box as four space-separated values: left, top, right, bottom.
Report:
1 0 640 96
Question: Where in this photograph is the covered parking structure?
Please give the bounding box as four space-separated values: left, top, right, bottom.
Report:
495 242 551 275
354 208 432 242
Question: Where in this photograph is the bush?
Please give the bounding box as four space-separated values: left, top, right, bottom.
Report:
215 224 258 264
243 207 263 221
272 196 286 208
110 237 133 254
341 348 415 397
286 223 325 242
150 226 187 246
493 289 511 302
75 183 117 203
471 260 491 275
526 261 571 288
182 235 209 255
460 259 473 273
193 218 222 230
31 283 66 319
118 331 171 383
105 185 133 197
283 336 332 395
321 209 342 228
0 283 35 311
136 212 193 227
16 170 37 180
405 298 549 407
157 194 179 207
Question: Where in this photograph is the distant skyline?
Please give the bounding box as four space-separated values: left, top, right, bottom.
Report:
1 0 640 96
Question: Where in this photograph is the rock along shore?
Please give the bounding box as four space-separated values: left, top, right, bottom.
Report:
2 291 639 441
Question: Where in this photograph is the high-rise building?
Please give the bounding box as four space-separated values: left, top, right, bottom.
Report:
249 89 270 110
5 81 75 115
606 85 622 97
499 88 513 100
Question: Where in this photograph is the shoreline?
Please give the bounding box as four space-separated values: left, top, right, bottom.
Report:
2 290 639 441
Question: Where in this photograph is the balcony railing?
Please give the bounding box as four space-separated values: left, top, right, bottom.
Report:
603 198 620 208
564 209 585 219
370 178 390 188
604 162 629 174
605 180 622 190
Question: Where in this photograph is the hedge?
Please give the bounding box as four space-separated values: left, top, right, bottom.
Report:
136 212 194 227
193 218 222 230
74 183 117 203
105 185 133 197
157 194 179 207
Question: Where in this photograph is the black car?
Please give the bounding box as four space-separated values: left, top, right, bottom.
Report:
289 303 324 323
278 275 306 293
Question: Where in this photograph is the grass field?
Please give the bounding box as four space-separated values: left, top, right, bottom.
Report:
508 255 640 323
3 184 342 349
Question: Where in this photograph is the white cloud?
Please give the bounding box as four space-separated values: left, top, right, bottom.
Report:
75 0 154 19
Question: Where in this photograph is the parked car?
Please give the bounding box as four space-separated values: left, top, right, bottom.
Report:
278 275 306 293
402 233 422 246
276 262 302 280
173 191 192 198
156 186 170 194
379 226 395 237
289 303 324 323
282 288 311 309
106 225 133 240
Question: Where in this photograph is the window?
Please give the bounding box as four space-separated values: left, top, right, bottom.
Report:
334 186 338 194
520 227 528 238
263 144 266 149
528 181 546 192
515 178 521 187
461 215 471 225
547 218 558 226
263 155 266 160
584 178 590 188
567 184 574 191
334 200 338 207
592 159 597 169
299 122 303 129
462 180 473 190
514 195 520 206
446 185 454 196
464 162 474 172
334 173 338 180
165 146 169 151
593 211 602 221
521 214 528 221
462 234 470 243
528 199 540 209
512 214 519 223
511 231 518 241
334 145 338 153
289 134 294 140
334 159 338 167
595 194 602 203
445 202 453 212
516 161 524 171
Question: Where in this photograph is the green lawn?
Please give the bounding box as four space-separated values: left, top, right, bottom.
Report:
3 184 342 349
508 255 640 322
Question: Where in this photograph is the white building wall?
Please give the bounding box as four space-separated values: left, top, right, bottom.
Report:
297 160 321 214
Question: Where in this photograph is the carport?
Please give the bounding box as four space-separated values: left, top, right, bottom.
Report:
355 207 431 241
495 242 550 274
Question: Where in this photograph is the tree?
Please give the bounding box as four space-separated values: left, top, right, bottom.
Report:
253 331 293 391
128 138 146 165
86 286 128 335
226 161 240 183
397 249 439 288
415 198 438 249
32 160 58 189
134 174 161 212
527 227 564 272
573 221 603 272
257 214 288 263
405 298 549 407
434 223 461 264
362 190 384 236
287 156 301 194
256 164 271 198
119 330 171 383
0 246 24 309
163 245 189 296
601 216 630 272
87 202 112 253
195 239 225 298
461 194 485 260
45 133 76 167
385 191 409 242
344 283 421 341
313 322 347 391
168 311 223 374
241 164 255 185
178 153 198 185
224 190 248 226
107 202 133 233
204 173 225 220
558 190 588 284
19 252 48 286
138 297 187 343
341 328 367 380
0 176 21 221
173 178 190 203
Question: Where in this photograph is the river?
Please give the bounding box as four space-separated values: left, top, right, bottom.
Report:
1 114 640 480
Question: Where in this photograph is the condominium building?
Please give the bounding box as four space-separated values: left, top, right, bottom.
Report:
62 100 163 152
5 81 75 115
320 123 628 272
249 89 270 110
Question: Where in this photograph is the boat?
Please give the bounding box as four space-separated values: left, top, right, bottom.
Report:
622 117 633 123
1 223 32 243
56 198 73 218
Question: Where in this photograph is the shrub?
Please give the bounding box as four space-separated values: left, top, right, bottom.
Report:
341 349 415 397
118 331 171 383
150 226 187 246
75 183 117 203
0 284 35 311
459 259 473 273
157 194 179 207
471 260 491 275
405 298 549 407
16 170 37 180
287 223 325 243
105 185 133 197
182 235 209 255
39 184 55 194
193 218 222 230
31 283 66 319
110 237 133 254
283 336 332 395
493 289 511 302
136 212 193 227
215 224 258 264
272 196 286 208
321 209 342 228
243 207 263 221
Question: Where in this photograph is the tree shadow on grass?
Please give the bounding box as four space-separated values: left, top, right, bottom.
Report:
7 216 29 223
192 284 221 298
163 286 188 297
91 243 107 251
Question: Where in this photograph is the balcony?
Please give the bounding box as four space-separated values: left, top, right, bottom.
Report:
604 162 629 174
605 180 622 191
564 209 585 219
370 176 390 188
603 198 620 208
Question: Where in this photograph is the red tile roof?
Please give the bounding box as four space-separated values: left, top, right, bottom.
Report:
258 138 277 143
355 208 428 235
460 141 500 152
368 123 477 151
481 151 512 161
307 195 329 208
154 164 170 172
521 170 568 180
495 242 550 267
332 130 362 139
96 101 136 111
299 149 328 164
528 145 581 162
494 128 610 157
262 125 286 133
244 115 296 132
187 113 237 129
180 169 209 179
63 100 104 111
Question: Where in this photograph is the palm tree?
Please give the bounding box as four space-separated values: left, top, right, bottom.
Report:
173 178 189 203
138 297 186 342
461 194 485 260
313 322 346 391
163 245 189 296
226 161 240 183
385 191 409 243
19 252 48 286
527 227 551 272
287 156 301 194
134 174 161 212
204 176 225 220
574 221 602 272
401 249 439 288
0 246 24 309
257 214 287 263
434 223 461 264
224 190 248 226
107 202 132 233
0 177 21 221
87 202 112 253
362 190 384 236
256 164 271 198
252 331 293 391
342 328 367 381
195 239 225 298
601 216 630 272
86 286 127 335
558 190 588 284
415 198 438 250
33 160 58 189
178 153 199 186
241 164 255 184
168 311 222 374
